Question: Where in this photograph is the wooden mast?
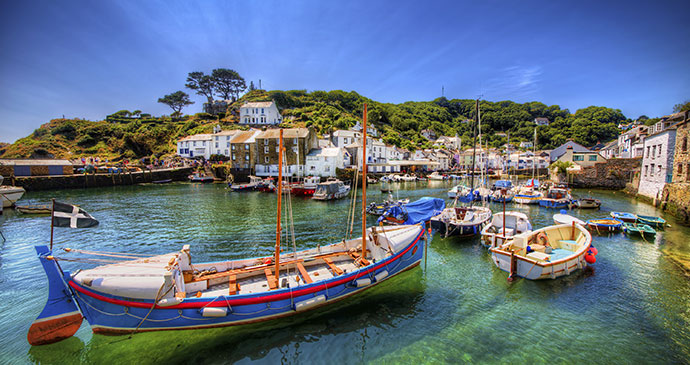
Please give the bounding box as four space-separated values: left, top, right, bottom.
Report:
274 129 283 288
361 103 368 261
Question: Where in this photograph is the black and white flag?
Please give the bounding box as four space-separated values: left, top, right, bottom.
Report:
52 201 99 228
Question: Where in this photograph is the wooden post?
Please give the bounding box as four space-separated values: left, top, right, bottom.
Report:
50 198 55 251
274 130 283 289
362 104 368 261
502 188 506 242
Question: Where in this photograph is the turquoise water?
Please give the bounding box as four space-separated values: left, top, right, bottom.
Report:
0 181 689 364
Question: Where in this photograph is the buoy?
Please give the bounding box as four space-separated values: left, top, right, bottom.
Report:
585 254 596 264
263 257 272 265
560 209 567 214
589 247 598 256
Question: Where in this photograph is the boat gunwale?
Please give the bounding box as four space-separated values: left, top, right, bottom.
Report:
489 224 591 267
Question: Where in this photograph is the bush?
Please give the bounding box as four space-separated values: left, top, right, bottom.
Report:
209 154 230 162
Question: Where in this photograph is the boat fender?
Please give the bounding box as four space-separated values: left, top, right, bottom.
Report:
589 247 598 256
157 297 184 307
355 277 372 287
294 295 326 312
374 270 388 282
201 307 228 317
585 254 596 264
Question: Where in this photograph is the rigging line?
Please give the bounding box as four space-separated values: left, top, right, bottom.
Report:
348 167 359 239
63 248 152 257
62 250 154 260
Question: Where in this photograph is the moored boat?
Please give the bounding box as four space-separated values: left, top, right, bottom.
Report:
570 198 601 209
622 222 656 237
538 188 571 209
610 211 637 223
585 218 623 233
230 175 263 191
480 212 532 248
15 203 52 214
377 197 445 226
312 179 350 201
636 215 666 229
430 205 492 237
1 184 26 208
366 195 410 216
490 223 593 280
490 189 514 203
553 213 586 226
188 173 214 183
428 172 445 181
291 176 320 197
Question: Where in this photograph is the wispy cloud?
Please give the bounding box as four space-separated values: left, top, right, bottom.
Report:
482 65 542 100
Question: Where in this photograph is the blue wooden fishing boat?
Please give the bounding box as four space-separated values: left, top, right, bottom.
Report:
28 105 428 347
623 222 656 236
610 211 637 223
538 188 571 209
636 215 666 229
585 218 623 233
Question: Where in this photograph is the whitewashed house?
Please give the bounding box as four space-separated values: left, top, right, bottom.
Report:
350 121 378 137
177 134 213 159
435 135 462 150
534 117 550 126
212 130 240 157
638 126 677 199
332 130 362 148
519 141 533 149
239 101 282 125
305 148 345 177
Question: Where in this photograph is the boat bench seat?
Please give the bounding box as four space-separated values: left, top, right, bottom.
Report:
496 228 515 237
526 251 550 262
529 244 546 252
558 240 579 251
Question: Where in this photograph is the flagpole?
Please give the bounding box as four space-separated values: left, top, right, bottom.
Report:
50 198 55 251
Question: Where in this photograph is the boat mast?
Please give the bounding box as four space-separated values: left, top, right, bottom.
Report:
274 129 283 289
470 98 478 192
532 128 536 183
361 103 368 261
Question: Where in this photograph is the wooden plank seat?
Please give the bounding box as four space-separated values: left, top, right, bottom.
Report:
296 262 313 284
323 257 344 276
348 250 370 266
264 268 277 290
228 275 239 295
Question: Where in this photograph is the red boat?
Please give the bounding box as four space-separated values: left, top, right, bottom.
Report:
291 176 321 197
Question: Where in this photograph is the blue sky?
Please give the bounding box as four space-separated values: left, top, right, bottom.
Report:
1 0 688 143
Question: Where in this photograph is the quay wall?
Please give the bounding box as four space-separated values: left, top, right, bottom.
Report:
9 167 194 191
569 158 641 189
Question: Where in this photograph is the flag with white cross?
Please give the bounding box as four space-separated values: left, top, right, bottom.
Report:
52 201 99 228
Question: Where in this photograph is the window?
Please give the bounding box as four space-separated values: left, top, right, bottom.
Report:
215 142 219 148
245 144 249 150
232 145 236 150
264 139 269 145
216 149 220 154
226 142 230 148
650 164 655 176
244 163 248 169
224 149 228 155
215 136 219 141
644 165 648 176
265 156 269 163
646 146 650 157
261 108 265 113
652 145 656 158
245 155 249 161
227 136 230 140
264 146 269 153
325 166 330 172
573 155 584 161
276 146 279 153
232 154 236 160
679 164 683 175
193 141 196 146
293 146 298 153
683 137 688 152
589 155 597 161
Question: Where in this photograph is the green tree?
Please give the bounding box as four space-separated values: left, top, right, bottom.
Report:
158 91 194 117
249 81 256 91
211 68 246 101
185 72 215 104
673 100 690 113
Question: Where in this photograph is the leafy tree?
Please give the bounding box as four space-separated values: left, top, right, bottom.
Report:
249 81 256 91
132 110 142 118
158 91 194 116
673 100 690 113
185 72 215 104
211 68 246 101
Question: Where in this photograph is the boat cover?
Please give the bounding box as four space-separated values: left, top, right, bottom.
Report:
377 197 446 225
493 180 513 189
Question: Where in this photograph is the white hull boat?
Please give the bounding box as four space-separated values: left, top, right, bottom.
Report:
490 223 592 280
1 185 26 208
480 212 532 248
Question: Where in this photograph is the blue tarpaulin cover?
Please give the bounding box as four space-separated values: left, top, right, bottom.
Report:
493 180 513 189
377 197 446 225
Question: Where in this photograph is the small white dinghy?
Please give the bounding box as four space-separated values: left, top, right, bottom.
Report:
490 223 592 280
553 213 586 226
480 212 532 248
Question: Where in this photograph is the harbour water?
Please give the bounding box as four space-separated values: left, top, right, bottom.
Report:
0 181 688 364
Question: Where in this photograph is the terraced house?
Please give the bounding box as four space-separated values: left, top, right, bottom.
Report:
229 130 261 172
254 128 318 177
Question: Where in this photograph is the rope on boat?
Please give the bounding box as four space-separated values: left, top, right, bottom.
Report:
130 281 168 337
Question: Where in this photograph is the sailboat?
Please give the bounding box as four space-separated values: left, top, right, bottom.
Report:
514 128 543 204
431 98 492 237
27 105 427 346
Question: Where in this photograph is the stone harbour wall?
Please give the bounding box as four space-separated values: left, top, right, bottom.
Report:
569 158 641 189
661 183 690 225
8 167 194 191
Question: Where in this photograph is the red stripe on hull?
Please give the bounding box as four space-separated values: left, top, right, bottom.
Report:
27 313 83 346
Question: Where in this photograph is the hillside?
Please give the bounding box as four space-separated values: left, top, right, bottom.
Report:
0 89 629 160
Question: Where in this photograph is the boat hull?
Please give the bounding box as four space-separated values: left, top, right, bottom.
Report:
37 229 425 336
514 194 541 205
490 249 588 280
539 198 569 209
1 187 25 207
